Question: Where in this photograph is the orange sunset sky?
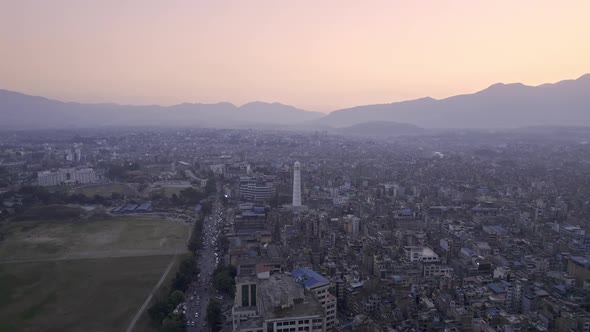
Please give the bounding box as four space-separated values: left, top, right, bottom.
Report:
1 0 589 112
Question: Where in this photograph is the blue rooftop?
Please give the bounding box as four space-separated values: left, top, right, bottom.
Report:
486 309 500 317
291 268 330 289
487 283 506 294
571 256 590 267
136 202 152 211
253 206 265 213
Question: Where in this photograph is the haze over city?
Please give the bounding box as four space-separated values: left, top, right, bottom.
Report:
2 0 589 111
3 2 590 332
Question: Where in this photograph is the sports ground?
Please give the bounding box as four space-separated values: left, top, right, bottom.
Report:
0 215 189 332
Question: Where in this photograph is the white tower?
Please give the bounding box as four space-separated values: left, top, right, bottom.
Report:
292 161 302 207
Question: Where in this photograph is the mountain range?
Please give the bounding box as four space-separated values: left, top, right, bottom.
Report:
319 73 590 128
1 73 589 130
0 90 323 129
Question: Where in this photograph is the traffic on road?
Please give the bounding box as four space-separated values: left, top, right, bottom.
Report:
185 201 224 332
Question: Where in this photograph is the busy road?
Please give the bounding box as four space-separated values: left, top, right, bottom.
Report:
184 201 224 332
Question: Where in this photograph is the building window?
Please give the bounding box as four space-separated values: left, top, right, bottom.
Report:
251 284 257 306
242 285 249 307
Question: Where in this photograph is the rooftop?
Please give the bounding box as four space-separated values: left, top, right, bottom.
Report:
257 274 323 320
291 268 330 289
570 256 590 268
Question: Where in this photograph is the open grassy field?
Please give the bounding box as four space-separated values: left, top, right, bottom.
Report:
0 217 190 262
0 255 175 332
72 183 137 197
0 215 191 332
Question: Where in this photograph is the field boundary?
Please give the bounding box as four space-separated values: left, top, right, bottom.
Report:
126 252 178 332
0 251 182 264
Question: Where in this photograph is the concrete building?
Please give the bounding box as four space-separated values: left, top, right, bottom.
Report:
403 246 440 263
232 273 326 332
240 181 276 202
292 268 337 329
37 167 97 186
568 256 590 287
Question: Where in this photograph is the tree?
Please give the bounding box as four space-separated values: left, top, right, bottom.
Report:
218 234 230 253
147 300 172 324
206 300 223 332
168 290 185 308
179 187 203 204
201 201 213 215
162 313 186 332
171 271 191 292
212 266 236 296
205 176 217 195
179 257 197 277
171 193 180 205
111 192 123 200
188 216 204 252
93 194 106 205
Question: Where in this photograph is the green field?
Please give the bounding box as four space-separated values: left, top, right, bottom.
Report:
0 217 189 262
0 255 174 332
72 183 137 197
0 216 191 332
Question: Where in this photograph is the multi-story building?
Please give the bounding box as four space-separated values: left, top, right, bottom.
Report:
292 268 337 329
37 167 97 186
404 246 440 263
239 176 276 202
232 273 326 332
567 256 590 287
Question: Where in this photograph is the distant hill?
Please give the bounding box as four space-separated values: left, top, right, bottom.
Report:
317 74 590 128
2 73 589 130
332 121 424 138
0 90 324 129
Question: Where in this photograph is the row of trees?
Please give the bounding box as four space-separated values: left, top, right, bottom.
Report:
147 256 200 332
7 186 126 208
147 195 215 331
187 213 205 253
206 300 223 332
212 265 237 297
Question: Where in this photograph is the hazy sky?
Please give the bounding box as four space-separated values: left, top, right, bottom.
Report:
1 0 589 112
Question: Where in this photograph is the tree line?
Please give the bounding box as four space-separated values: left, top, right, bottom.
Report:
147 198 213 331
147 255 198 332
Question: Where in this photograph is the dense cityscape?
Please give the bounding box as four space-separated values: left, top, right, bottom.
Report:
2 127 590 331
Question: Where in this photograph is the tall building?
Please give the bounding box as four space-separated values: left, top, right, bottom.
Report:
232 273 327 332
292 268 337 329
239 175 276 202
292 161 301 207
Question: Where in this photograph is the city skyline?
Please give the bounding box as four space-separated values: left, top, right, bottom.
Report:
2 0 589 112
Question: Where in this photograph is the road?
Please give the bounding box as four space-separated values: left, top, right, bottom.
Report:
185 201 225 331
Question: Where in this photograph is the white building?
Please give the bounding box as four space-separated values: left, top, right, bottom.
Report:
292 161 301 207
37 167 97 187
403 246 440 263
37 170 63 186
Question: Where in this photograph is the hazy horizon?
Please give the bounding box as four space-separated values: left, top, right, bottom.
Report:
1 73 588 114
2 0 589 112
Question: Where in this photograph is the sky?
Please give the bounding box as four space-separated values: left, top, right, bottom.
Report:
1 0 589 113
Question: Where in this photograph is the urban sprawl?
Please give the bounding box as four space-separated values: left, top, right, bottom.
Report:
2 127 590 332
